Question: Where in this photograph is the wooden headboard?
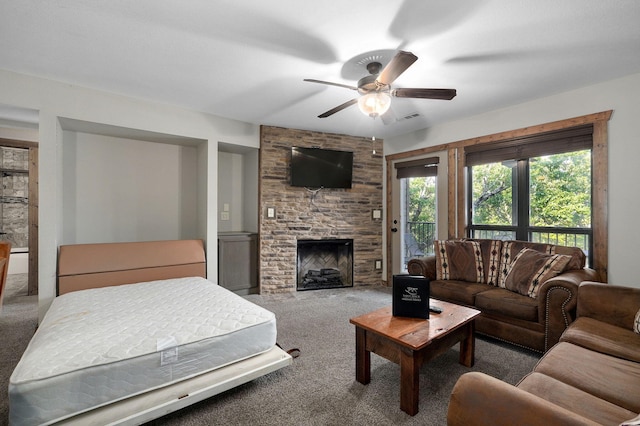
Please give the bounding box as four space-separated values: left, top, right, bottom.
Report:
58 239 206 295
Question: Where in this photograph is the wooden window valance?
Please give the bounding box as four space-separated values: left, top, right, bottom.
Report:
465 125 593 166
394 156 439 178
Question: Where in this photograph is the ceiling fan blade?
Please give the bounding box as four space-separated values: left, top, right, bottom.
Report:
304 79 358 91
392 88 457 100
318 98 358 118
376 51 418 86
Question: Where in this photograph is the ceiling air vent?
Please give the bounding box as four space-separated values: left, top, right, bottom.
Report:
400 112 420 121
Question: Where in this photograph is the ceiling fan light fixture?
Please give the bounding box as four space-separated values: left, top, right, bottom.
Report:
306 51 455 119
357 92 391 117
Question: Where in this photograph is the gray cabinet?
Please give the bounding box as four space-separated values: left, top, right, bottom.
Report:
218 232 258 295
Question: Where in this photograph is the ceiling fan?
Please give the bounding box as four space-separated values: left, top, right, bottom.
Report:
304 50 457 119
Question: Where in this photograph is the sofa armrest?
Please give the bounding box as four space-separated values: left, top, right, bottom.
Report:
406 255 436 279
448 372 601 426
577 281 640 329
536 268 599 350
541 268 600 298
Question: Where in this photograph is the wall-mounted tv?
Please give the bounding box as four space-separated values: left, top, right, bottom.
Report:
290 147 353 189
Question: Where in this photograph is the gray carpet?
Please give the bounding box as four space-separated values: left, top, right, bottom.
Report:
0 279 540 426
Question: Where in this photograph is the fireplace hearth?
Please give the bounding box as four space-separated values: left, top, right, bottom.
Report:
297 239 354 291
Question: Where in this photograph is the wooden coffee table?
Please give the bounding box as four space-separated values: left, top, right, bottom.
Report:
349 300 481 415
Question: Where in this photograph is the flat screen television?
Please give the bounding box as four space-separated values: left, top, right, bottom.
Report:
290 147 353 189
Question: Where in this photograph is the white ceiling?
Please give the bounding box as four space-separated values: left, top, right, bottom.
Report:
1 0 640 139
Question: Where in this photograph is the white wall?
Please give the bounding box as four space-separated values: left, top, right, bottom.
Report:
385 72 640 288
0 69 260 320
62 131 198 243
0 126 37 142
217 151 245 232
242 149 259 233
217 148 259 233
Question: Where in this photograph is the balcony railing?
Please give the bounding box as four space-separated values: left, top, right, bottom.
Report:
405 223 592 268
469 225 592 267
405 221 436 259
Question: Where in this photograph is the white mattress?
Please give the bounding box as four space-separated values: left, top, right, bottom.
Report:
9 277 277 425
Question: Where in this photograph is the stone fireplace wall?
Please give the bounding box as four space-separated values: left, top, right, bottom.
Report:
259 125 383 293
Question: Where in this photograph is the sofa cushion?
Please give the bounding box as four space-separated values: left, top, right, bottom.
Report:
474 288 538 322
430 280 491 306
434 240 484 283
498 241 552 287
503 248 572 298
551 245 587 270
448 372 603 426
634 308 640 334
534 342 640 413
463 239 503 285
560 317 640 363
518 372 638 426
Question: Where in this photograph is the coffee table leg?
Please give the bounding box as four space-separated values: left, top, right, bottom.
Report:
459 321 476 367
400 350 420 415
355 326 370 384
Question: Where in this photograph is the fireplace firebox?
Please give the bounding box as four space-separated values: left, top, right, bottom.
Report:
296 239 354 291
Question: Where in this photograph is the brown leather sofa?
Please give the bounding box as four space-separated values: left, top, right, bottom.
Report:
447 282 640 426
407 239 599 352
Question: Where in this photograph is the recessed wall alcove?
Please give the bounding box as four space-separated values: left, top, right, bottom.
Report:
259 125 384 293
59 118 207 246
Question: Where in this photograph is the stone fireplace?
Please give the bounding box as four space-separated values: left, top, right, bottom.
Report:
259 125 384 293
296 239 353 291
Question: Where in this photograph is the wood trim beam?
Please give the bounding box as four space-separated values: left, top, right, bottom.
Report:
385 111 613 164
592 121 608 282
28 147 38 295
451 111 612 150
0 138 38 149
448 148 458 239
385 156 393 284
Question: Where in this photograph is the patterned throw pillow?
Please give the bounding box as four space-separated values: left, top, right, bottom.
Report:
634 308 640 335
503 248 571 298
434 240 484 283
463 239 502 286
498 241 553 288
484 240 503 286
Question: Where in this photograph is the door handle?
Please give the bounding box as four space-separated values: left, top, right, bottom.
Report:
391 227 398 233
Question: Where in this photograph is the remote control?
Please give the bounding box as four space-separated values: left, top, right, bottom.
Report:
429 305 443 314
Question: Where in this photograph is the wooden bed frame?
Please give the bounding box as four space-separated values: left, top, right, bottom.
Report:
53 239 292 425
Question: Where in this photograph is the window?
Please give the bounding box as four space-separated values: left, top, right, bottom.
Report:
466 126 593 266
